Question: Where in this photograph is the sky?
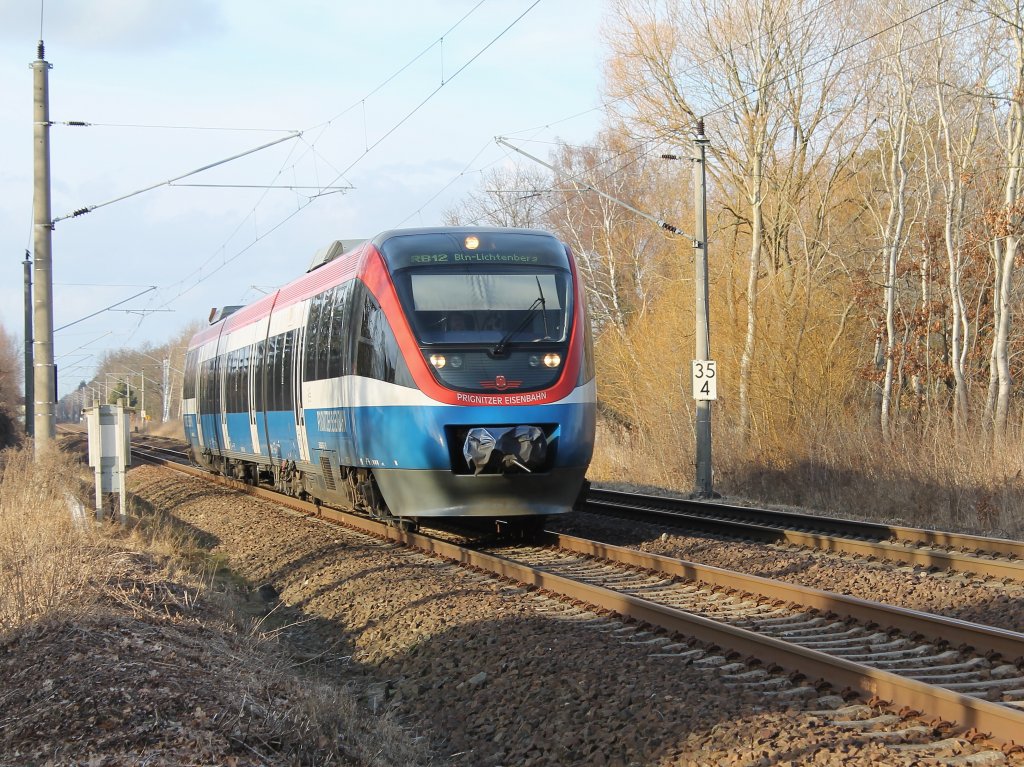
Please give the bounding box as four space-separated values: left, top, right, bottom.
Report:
0 0 610 397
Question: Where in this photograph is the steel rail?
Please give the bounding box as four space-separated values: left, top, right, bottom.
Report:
589 487 1024 556
587 490 1024 582
128 451 1024 744
544 532 1024 664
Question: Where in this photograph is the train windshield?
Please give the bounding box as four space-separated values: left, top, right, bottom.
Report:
380 231 574 346
402 270 571 345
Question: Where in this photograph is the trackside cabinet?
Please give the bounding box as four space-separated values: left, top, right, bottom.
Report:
84 402 132 523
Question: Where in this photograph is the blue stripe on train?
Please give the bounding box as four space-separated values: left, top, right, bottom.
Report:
307 402 595 470
191 402 595 471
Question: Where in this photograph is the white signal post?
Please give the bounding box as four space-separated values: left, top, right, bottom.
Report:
692 360 717 401
691 120 715 497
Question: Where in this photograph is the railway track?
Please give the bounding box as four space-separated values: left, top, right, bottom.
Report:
115 431 1024 583
115 431 1024 581
585 487 1024 582
116 440 1024 748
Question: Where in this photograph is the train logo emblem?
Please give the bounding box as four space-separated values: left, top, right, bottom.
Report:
481 375 522 391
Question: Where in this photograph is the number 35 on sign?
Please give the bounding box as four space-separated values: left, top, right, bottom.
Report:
692 360 717 401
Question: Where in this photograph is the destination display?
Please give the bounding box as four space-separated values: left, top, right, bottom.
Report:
379 231 570 270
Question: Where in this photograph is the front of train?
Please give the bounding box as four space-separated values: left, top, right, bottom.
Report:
367 227 595 520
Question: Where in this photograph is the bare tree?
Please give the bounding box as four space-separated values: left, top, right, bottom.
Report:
984 0 1024 443
866 11 921 442
921 8 994 434
604 0 865 437
547 133 678 335
0 323 23 447
442 165 553 228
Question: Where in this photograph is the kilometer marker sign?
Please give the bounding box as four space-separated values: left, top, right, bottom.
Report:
692 360 717 401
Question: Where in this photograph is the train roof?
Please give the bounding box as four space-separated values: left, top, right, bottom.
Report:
190 226 568 349
370 226 560 247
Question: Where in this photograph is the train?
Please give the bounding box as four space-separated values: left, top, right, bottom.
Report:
181 226 596 531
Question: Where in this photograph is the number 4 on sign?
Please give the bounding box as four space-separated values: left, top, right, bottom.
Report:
692 360 717 401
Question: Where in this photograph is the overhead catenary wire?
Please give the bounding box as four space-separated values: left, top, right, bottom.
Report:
50 1 528 361
150 0 543 312
55 287 156 333
126 0 515 324
60 0 977 385
495 136 692 239
52 131 302 224
416 0 978 237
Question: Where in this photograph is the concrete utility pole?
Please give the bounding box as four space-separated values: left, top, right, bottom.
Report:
692 119 714 497
23 252 33 437
31 41 56 456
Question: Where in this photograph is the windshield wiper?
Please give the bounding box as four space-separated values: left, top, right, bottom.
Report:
491 276 546 357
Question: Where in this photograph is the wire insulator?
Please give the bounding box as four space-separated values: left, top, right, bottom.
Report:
71 208 90 218
37 41 44 60
661 222 678 233
66 121 88 127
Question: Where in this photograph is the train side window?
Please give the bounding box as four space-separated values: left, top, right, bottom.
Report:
226 347 250 413
304 287 337 382
224 350 234 412
355 289 377 379
199 358 217 415
264 336 279 411
240 345 251 410
328 282 351 378
183 350 198 399
254 340 266 411
277 330 295 411
304 292 323 381
229 349 239 413
217 354 228 414
352 282 412 387
318 288 335 379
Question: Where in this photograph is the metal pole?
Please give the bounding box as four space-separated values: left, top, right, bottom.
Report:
693 119 714 497
31 41 56 455
161 358 170 423
23 253 33 437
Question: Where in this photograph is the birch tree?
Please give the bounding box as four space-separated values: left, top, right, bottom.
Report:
924 8 992 434
985 0 1024 442
604 0 864 438
871 16 919 442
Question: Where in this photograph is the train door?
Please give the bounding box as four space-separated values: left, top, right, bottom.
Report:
293 324 310 463
197 344 225 458
218 351 230 451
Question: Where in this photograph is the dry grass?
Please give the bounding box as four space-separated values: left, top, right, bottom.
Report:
0 446 103 636
590 413 1024 536
0 447 435 765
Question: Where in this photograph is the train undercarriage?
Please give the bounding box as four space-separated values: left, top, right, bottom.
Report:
188 446 551 539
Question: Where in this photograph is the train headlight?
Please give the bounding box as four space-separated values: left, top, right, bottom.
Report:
429 354 446 369
449 355 463 369
464 235 480 250
543 353 561 368
528 355 540 368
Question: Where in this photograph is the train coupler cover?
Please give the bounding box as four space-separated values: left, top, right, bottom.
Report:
462 426 546 475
